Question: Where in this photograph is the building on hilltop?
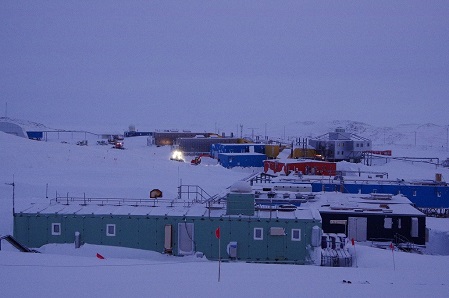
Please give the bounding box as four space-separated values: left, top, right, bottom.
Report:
308 127 372 162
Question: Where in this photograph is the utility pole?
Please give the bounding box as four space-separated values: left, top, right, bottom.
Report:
264 123 267 141
248 128 258 141
443 126 449 151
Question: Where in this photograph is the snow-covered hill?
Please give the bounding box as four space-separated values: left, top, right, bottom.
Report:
3 117 449 150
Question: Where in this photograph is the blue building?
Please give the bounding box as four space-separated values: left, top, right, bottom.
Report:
309 181 449 209
211 143 265 159
218 153 266 168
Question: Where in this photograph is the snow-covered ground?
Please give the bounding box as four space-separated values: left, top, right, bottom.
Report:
1 130 449 297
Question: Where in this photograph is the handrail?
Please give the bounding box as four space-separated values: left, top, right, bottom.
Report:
177 185 213 203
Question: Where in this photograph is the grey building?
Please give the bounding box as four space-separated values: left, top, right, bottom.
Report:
309 128 372 162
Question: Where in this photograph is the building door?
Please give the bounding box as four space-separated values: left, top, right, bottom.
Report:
164 224 173 254
268 227 286 261
178 223 194 255
348 217 367 242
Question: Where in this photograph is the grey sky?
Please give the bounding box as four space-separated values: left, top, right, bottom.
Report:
1 1 448 133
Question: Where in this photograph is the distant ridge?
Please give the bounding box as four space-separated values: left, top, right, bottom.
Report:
2 116 448 149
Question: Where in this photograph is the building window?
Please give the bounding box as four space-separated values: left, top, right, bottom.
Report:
437 192 442 198
413 190 417 197
254 228 263 240
291 229 301 241
384 218 392 229
52 223 61 236
398 218 402 229
106 224 116 236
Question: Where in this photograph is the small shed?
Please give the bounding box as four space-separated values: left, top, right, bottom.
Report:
27 131 44 140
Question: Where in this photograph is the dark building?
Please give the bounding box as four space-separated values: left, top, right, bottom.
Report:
154 131 213 146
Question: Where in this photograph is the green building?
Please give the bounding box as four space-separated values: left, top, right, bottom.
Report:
13 183 322 264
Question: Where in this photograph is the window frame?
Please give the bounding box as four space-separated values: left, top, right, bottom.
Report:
291 228 301 241
253 227 263 240
106 224 116 237
51 223 61 236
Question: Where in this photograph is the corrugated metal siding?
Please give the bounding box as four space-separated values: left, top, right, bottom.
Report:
14 213 320 264
311 182 449 208
218 153 266 168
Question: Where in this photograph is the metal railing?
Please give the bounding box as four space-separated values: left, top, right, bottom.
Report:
52 195 163 207
177 185 213 203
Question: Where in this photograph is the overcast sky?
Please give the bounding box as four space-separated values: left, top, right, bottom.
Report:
1 1 448 133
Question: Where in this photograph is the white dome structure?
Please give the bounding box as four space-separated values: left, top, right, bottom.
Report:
229 181 252 193
0 120 27 138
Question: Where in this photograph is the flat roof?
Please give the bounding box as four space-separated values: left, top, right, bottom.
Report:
309 192 423 216
264 159 335 164
219 153 266 156
16 197 319 221
248 182 424 217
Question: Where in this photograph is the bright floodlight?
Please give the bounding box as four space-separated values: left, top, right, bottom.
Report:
171 150 183 161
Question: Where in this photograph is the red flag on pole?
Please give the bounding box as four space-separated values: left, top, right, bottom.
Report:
390 242 396 270
351 238 355 246
215 227 220 239
96 253 105 259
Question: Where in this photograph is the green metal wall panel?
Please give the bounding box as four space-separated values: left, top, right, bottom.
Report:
28 215 49 248
119 216 140 247
13 215 30 246
191 217 215 257
62 216 82 244
82 216 104 245
136 216 154 250
267 221 288 261
284 221 307 262
247 220 268 261
226 193 255 216
228 219 250 260
12 212 319 264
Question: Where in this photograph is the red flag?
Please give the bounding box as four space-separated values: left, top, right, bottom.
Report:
215 227 220 239
96 253 105 259
351 238 355 246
